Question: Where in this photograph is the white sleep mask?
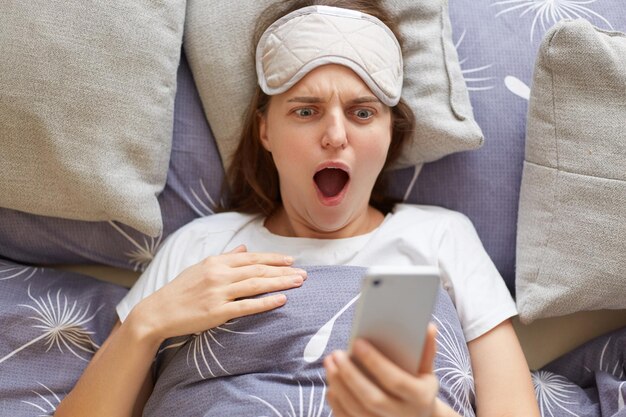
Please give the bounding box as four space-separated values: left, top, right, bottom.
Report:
256 5 403 106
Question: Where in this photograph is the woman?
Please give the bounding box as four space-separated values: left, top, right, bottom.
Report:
55 1 540 416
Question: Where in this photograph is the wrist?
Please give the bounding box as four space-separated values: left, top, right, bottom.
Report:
124 303 166 349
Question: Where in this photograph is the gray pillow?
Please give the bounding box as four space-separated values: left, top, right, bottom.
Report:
0 259 127 416
145 266 476 417
0 54 224 272
515 20 626 323
183 0 483 173
0 1 186 237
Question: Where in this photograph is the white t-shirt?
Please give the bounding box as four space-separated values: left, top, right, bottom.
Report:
117 204 517 342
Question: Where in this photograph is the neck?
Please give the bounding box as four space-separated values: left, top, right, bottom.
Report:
264 205 385 239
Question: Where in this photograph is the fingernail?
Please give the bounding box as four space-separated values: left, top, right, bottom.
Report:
292 275 303 285
275 294 287 305
296 269 307 279
334 350 348 364
284 256 294 264
324 355 337 373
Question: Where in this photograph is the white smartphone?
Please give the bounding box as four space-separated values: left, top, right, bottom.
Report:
348 265 440 374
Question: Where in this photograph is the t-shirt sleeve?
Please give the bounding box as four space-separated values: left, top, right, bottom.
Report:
437 212 517 342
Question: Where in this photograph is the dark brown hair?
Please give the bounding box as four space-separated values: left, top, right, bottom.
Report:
221 0 415 215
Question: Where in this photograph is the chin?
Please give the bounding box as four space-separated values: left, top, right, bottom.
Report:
308 206 355 234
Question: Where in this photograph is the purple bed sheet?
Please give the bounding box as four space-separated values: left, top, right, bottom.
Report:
1 258 625 416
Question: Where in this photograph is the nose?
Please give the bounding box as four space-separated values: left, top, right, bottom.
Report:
321 112 347 149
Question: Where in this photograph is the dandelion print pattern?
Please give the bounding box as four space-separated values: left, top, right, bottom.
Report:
184 178 221 217
250 373 332 417
303 293 360 363
433 315 475 416
0 285 102 365
455 30 495 92
108 220 163 271
492 0 613 42
504 76 531 100
21 382 61 417
180 321 257 379
0 261 39 281
584 337 625 379
532 370 580 417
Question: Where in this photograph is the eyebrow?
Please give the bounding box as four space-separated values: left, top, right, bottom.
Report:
349 96 381 105
286 96 381 105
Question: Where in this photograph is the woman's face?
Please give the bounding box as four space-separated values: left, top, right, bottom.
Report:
259 64 392 237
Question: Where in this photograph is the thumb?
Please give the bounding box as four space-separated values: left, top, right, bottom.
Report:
418 323 437 374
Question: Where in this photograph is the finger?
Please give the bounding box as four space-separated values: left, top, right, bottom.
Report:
220 251 295 268
324 355 373 417
419 323 438 374
229 264 307 282
351 339 424 402
215 294 287 322
225 244 247 254
332 350 404 416
226 275 304 299
326 389 351 417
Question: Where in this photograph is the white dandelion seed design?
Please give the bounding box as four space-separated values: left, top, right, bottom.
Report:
177 320 257 379
184 178 222 217
401 165 423 203
250 373 332 417
504 75 531 100
108 220 163 271
583 336 625 379
21 382 61 417
0 285 102 365
455 29 495 92
492 0 613 42
304 293 360 363
0 261 40 281
532 370 580 417
433 315 475 416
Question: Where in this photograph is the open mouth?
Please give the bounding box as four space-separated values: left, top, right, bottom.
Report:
313 167 350 199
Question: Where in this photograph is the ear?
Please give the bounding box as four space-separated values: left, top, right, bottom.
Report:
258 111 271 152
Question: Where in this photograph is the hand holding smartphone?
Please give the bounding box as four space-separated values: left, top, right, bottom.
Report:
348 266 440 374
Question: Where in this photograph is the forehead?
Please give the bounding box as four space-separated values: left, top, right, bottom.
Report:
280 64 375 99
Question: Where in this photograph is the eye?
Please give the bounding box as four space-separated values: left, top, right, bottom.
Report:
294 108 317 117
352 108 374 120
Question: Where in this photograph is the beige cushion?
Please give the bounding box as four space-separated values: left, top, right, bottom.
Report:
0 1 185 237
183 0 483 172
516 19 626 323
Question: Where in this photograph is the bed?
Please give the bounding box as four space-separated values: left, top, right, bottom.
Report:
1 0 625 416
